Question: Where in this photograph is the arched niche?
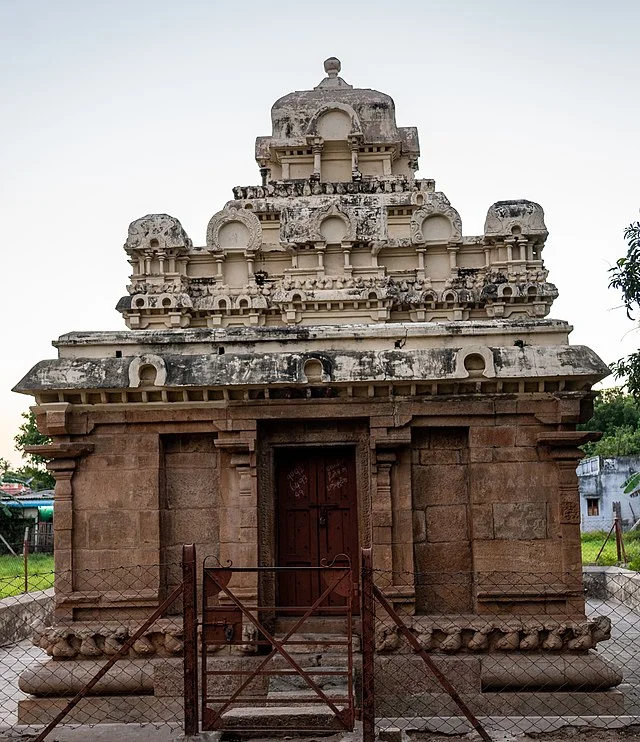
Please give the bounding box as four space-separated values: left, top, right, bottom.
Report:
306 103 362 138
421 215 453 243
310 204 356 242
411 196 463 244
316 109 352 141
206 206 262 252
320 215 348 243
452 346 496 379
218 221 250 249
128 354 168 388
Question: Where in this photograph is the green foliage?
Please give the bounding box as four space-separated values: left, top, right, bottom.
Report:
623 471 640 495
3 411 56 491
0 554 55 599
609 221 640 397
579 387 640 456
581 530 640 571
15 411 51 466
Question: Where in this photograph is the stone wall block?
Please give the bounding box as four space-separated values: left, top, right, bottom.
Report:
164 470 216 509
414 542 472 574
470 427 516 448
74 548 160 577
56 529 73 550
174 435 218 453
372 510 393 527
494 399 518 415
166 509 217 546
469 448 493 463
412 465 468 507
517 398 558 416
492 447 539 463
492 502 547 540
55 509 73 531
419 449 460 465
425 505 468 543
515 425 548 447
73 469 159 510
124 454 159 470
87 455 126 470
138 510 160 548
412 510 427 543
85 511 140 549
163 452 216 470
472 540 558 574
373 526 393 544
240 508 258 528
125 434 161 453
470 504 494 540
469 462 555 504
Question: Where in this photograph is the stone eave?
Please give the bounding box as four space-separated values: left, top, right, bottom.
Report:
13 344 609 395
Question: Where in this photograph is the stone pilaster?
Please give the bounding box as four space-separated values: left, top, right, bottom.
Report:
26 442 93 620
215 432 258 603
371 416 415 612
538 431 601 614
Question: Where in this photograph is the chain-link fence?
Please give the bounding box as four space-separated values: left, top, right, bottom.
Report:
3 557 640 741
364 565 640 740
0 563 185 741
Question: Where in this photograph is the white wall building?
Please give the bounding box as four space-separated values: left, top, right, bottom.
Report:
578 455 640 531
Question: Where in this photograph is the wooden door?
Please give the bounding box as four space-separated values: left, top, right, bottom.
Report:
276 447 358 610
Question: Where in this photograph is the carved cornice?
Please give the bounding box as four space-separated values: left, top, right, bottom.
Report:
537 431 602 448
25 443 94 460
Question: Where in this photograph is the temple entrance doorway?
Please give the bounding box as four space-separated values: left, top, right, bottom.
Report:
276 447 358 612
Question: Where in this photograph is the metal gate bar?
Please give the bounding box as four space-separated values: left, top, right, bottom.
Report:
200 558 355 732
360 547 492 742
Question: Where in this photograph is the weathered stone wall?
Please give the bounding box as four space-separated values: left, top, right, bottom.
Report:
161 433 219 612
68 423 162 621
584 566 640 613
0 589 53 647
412 427 472 613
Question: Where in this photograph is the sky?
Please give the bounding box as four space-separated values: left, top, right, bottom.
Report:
1 0 639 467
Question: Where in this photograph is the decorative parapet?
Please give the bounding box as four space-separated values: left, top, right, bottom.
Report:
375 614 612 654
231 177 435 200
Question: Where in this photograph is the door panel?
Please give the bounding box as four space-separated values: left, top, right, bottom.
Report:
277 448 358 610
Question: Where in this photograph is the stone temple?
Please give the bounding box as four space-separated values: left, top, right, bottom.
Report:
14 58 619 720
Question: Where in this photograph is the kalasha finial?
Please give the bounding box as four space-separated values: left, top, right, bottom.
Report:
324 57 341 78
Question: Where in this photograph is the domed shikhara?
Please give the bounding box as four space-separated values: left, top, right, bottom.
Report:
255 58 419 182
112 59 560 330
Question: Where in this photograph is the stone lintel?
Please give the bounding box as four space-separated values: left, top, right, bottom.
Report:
537 431 602 455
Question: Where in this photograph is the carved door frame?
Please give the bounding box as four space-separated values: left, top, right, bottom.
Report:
256 421 370 613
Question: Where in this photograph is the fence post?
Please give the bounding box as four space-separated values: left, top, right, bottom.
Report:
361 547 375 742
182 544 199 736
23 526 30 593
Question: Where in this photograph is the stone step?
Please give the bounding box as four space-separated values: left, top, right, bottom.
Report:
268 665 351 694
273 632 360 653
275 616 355 634
219 704 349 732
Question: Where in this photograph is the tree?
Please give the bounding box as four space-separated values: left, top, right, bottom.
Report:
609 221 640 396
1 411 56 491
579 387 640 457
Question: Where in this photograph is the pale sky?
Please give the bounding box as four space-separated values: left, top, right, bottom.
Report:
1 0 639 466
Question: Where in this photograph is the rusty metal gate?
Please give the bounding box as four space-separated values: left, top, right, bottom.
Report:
183 547 356 735
360 548 492 742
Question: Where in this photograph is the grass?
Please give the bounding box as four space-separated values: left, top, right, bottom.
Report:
582 530 640 571
0 535 637 599
0 553 54 599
